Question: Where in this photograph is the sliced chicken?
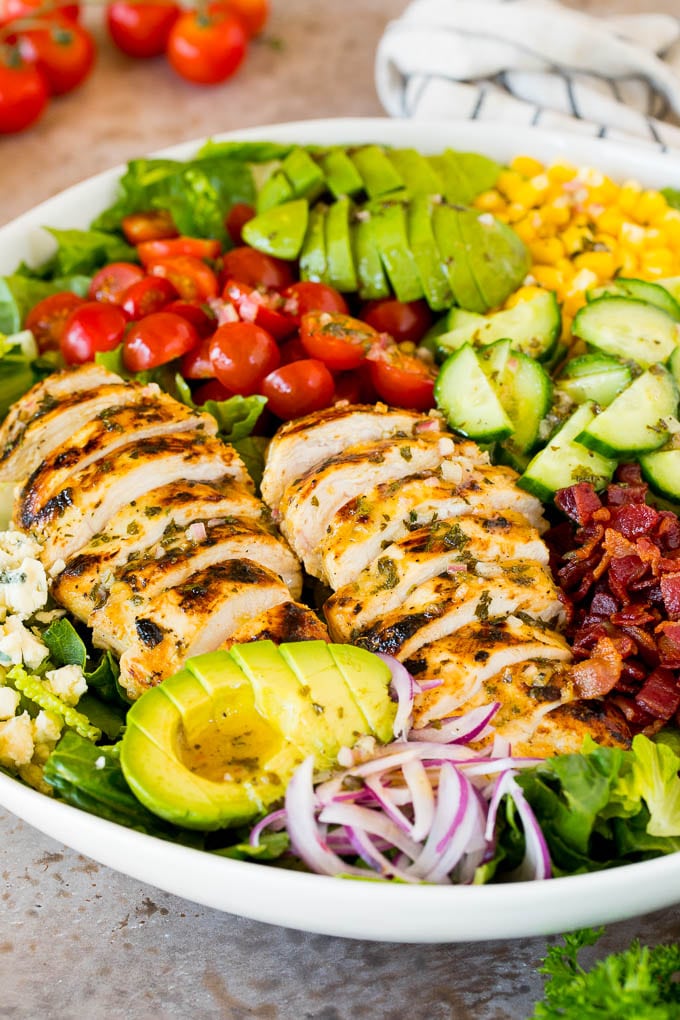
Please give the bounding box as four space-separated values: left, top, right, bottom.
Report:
319 468 547 589
220 601 329 649
324 511 549 635
20 395 218 525
19 433 252 568
262 403 445 510
524 699 630 756
338 562 566 660
279 434 487 578
117 559 291 699
52 479 266 622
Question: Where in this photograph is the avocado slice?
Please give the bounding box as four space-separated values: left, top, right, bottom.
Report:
281 147 326 202
387 148 444 196
351 145 404 199
352 215 390 300
319 148 364 199
325 196 358 292
256 170 295 213
428 150 501 204
300 203 328 283
407 195 454 312
369 202 425 303
242 199 309 260
431 202 487 313
457 207 531 311
328 644 395 743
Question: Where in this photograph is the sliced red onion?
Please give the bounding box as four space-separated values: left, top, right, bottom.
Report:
461 756 544 780
483 770 551 881
343 826 420 883
376 653 414 738
402 758 435 842
319 802 422 861
407 763 465 880
249 807 287 847
363 773 415 836
185 521 207 544
427 782 487 884
411 702 500 745
414 677 443 693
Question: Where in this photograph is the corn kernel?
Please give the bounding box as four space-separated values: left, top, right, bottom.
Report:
640 248 676 277
504 285 544 309
529 237 565 264
531 265 563 290
618 181 643 215
653 209 680 248
619 221 647 247
561 226 592 255
595 207 625 235
496 170 524 201
617 250 639 277
560 314 573 342
505 202 528 223
513 217 537 243
547 162 577 184
592 233 617 253
634 190 668 224
568 268 599 294
538 201 571 228
475 189 505 213
587 177 619 205
573 250 617 280
511 155 545 178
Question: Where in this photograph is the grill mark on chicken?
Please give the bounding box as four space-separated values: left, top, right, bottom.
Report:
220 601 329 650
135 618 165 648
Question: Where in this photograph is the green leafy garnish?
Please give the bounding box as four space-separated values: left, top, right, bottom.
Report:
661 187 680 211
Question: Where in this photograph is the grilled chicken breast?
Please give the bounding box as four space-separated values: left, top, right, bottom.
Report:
220 601 329 649
117 559 291 699
262 403 445 510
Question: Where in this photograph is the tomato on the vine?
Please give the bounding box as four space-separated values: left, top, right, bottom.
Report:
299 311 378 372
148 255 219 302
223 278 295 340
225 0 268 37
361 298 433 345
17 17 95 95
281 281 349 319
119 276 178 319
24 291 85 353
209 321 280 396
121 210 178 246
261 360 335 421
166 3 247 85
367 346 436 411
137 236 222 267
60 302 127 365
88 262 145 304
0 51 48 133
106 1 180 58
225 202 255 245
123 311 199 372
220 246 293 290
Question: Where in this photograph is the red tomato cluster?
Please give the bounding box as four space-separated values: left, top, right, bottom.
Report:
0 2 95 133
24 212 437 421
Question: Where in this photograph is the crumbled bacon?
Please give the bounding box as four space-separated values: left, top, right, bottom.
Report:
550 465 680 735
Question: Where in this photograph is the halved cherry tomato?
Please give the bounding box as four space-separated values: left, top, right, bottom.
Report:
0 53 48 134
278 335 306 366
361 298 433 345
0 0 79 26
299 311 378 372
223 278 295 340
166 3 247 85
88 262 145 304
367 346 436 411
180 337 215 379
60 302 127 365
209 321 280 396
332 371 362 405
220 246 294 290
121 210 178 246
281 281 348 319
137 236 222 267
226 0 268 36
261 360 335 420
192 379 233 404
225 202 255 245
106 1 180 58
24 291 85 353
164 300 216 337
148 255 219 302
17 17 95 96
120 276 178 319
123 312 199 372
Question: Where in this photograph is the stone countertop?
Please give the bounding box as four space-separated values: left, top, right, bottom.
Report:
2 1 680 1016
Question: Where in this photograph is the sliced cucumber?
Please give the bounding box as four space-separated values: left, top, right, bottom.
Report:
434 344 512 442
437 289 560 361
556 353 633 407
518 403 616 501
639 447 680 502
480 341 553 454
657 276 680 304
670 346 680 389
575 364 679 458
588 277 680 321
572 296 679 367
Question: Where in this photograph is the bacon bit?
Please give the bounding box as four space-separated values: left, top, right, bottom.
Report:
660 573 680 620
656 621 680 669
572 636 623 698
635 668 680 721
555 482 602 525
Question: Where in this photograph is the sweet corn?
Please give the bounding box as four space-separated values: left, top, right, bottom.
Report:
475 189 506 213
572 250 617 280
528 236 565 264
510 155 544 177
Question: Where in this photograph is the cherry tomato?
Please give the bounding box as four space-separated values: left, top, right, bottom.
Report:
164 300 216 337
106 1 180 58
192 378 233 404
121 210 178 246
24 291 85 353
225 0 268 36
367 346 436 411
0 52 48 134
60 302 127 365
220 246 293 290
225 202 255 245
361 298 433 345
148 255 219 302
137 236 222 267
180 337 215 379
278 335 306 366
120 276 178 319
333 371 362 405
281 281 349 319
299 311 378 372
166 3 247 85
209 321 280 396
0 0 79 26
123 312 199 372
18 17 95 95
261 360 335 420
223 278 295 340
88 262 145 304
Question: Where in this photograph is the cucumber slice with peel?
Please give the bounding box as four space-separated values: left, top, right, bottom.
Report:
572 296 679 367
588 277 680 321
435 344 512 442
557 353 633 407
639 447 680 502
437 289 560 360
479 340 553 454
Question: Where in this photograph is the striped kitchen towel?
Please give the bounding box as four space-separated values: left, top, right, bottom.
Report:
375 0 680 149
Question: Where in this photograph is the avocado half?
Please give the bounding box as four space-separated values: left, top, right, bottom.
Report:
120 641 396 831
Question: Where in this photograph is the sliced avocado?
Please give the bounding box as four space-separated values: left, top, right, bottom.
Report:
407 195 454 312
457 208 531 311
319 148 364 199
429 150 501 204
352 214 391 300
387 148 444 195
369 202 425 303
256 170 295 213
351 145 404 199
328 644 395 743
431 202 487 313
325 196 358 292
280 147 326 202
242 199 309 260
299 203 327 283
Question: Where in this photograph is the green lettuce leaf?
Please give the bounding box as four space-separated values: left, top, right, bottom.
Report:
42 616 123 705
621 734 680 837
662 187 680 211
0 273 90 334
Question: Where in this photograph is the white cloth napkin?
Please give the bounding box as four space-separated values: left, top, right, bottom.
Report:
375 0 680 149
